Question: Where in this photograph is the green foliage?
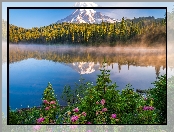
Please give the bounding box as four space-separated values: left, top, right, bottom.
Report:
68 62 117 123
119 87 157 124
61 77 88 106
61 62 159 124
41 82 60 124
8 63 166 124
8 107 18 124
149 74 167 124
42 82 58 102
9 106 42 124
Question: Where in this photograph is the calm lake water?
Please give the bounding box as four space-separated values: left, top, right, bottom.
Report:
9 44 166 110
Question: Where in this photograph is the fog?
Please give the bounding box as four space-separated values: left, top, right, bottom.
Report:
9 42 166 54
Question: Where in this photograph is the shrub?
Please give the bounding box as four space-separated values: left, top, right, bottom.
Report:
149 74 167 124
40 82 60 124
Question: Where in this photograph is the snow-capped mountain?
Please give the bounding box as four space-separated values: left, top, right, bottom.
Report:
56 2 117 24
66 62 101 74
73 2 99 7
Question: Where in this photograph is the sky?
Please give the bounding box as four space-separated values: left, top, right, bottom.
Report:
9 9 74 28
8 8 166 29
2 2 173 29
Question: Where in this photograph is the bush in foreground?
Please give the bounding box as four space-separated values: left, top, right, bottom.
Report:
9 63 166 124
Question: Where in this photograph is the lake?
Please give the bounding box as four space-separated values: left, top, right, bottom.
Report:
9 44 166 110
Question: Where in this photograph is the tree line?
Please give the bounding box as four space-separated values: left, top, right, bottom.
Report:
8 16 166 46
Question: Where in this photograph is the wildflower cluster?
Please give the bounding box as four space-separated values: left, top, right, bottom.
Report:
37 117 44 124
43 100 57 110
71 115 79 122
143 106 155 111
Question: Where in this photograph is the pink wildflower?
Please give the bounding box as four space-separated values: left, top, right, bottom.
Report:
102 108 107 112
143 106 154 111
37 117 44 124
101 99 106 105
45 106 50 110
96 111 99 115
87 121 92 124
111 114 117 119
73 107 79 112
43 100 49 104
149 106 154 110
82 112 87 116
50 100 56 104
33 125 41 131
71 115 79 122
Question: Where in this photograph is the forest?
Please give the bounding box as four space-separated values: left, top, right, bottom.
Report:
7 16 166 46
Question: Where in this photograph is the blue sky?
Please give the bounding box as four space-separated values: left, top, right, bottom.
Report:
9 9 74 28
3 2 173 29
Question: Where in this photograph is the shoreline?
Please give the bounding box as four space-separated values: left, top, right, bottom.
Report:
10 89 150 112
10 105 68 112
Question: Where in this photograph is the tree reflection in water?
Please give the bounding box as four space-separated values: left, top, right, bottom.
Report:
9 44 166 78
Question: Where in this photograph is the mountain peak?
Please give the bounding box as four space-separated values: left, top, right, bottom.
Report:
74 2 99 7
56 2 117 24
67 62 100 74
57 9 117 24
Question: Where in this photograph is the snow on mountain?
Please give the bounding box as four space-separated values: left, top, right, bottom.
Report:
66 62 100 74
73 2 99 7
56 2 117 24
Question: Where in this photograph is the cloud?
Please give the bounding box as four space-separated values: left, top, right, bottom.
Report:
96 2 173 12
100 9 139 20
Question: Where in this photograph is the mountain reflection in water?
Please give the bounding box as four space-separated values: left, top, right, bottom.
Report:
9 44 166 77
